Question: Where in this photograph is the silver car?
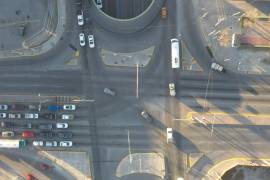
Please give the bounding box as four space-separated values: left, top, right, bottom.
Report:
62 114 74 120
0 105 8 110
104 88 116 96
0 113 7 118
45 141 57 147
1 131 15 137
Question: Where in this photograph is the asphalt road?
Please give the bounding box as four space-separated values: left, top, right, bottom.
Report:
0 0 270 180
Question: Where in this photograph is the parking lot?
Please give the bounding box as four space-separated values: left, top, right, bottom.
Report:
0 0 48 51
0 101 91 150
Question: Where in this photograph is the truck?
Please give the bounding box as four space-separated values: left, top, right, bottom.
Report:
47 105 62 111
0 139 26 148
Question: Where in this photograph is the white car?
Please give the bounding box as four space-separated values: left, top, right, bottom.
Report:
77 12 84 26
25 113 38 119
60 141 73 147
62 114 74 120
33 141 44 147
211 62 225 72
8 113 21 119
96 0 103 9
88 35 95 48
79 33 85 46
45 141 57 147
63 104 76 111
0 113 6 118
56 123 68 129
166 128 174 143
169 83 176 96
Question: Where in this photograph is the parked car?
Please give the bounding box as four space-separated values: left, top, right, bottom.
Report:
59 141 73 147
58 132 73 139
62 114 74 120
10 104 26 110
42 113 57 120
0 113 7 118
169 83 176 96
47 105 62 111
63 104 76 111
79 33 86 46
39 124 53 130
104 88 116 96
77 11 84 26
1 131 15 137
25 113 38 119
140 111 153 123
211 62 225 72
45 141 57 147
22 131 34 138
0 105 8 110
33 141 43 147
166 128 174 143
41 131 56 139
28 104 40 111
96 0 103 8
56 123 68 129
1 121 14 128
88 35 95 48
9 113 21 119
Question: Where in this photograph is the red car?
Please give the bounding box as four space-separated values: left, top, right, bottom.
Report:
22 131 34 138
26 174 37 180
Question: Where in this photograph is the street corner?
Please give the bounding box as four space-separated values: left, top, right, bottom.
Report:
115 152 165 179
39 151 92 180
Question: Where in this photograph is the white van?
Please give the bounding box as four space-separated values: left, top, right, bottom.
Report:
171 39 180 68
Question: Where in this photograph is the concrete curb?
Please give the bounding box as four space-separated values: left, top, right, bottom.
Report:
0 0 66 59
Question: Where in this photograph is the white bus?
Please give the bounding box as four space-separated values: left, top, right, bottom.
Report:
171 38 180 68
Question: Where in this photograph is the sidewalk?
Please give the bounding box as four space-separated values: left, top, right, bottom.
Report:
0 0 66 59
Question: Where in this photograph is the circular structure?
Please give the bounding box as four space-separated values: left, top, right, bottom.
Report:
98 0 153 19
90 0 165 34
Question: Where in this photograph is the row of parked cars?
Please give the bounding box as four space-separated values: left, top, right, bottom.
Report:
33 140 72 147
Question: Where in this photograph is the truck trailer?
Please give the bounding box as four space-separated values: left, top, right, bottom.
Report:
0 139 26 148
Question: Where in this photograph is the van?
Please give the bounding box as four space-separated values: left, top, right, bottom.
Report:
161 7 167 19
171 39 180 68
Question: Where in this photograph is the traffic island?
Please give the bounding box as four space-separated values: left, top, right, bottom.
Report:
115 152 165 179
100 47 155 67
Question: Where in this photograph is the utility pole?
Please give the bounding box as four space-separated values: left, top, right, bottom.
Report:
127 130 133 164
38 93 41 112
136 63 139 99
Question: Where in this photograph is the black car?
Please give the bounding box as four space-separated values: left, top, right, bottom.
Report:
41 113 57 120
41 131 56 139
39 124 53 130
25 123 32 129
58 132 73 139
1 121 15 128
10 104 26 110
